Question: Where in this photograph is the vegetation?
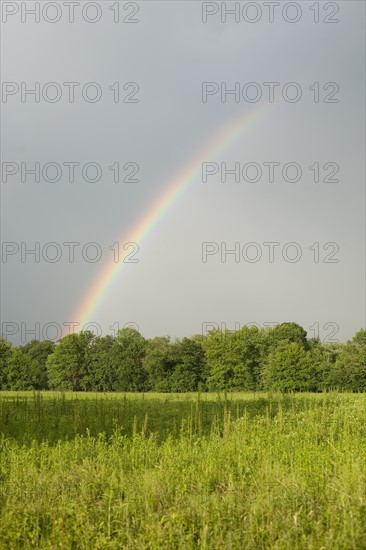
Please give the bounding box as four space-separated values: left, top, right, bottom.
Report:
0 391 366 548
1 324 365 545
0 324 365 393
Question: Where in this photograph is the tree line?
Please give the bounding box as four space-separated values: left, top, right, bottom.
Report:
0 323 365 392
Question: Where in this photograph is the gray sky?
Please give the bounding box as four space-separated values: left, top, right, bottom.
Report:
1 0 365 344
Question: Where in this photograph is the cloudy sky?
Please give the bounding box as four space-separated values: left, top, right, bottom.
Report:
1 0 365 344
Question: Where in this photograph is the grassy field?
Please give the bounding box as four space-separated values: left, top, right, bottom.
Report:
0 392 365 549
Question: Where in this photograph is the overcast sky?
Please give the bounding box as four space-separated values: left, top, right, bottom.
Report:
1 0 365 344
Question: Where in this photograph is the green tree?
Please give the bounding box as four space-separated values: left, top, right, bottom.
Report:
352 328 366 347
311 341 345 390
112 328 147 391
332 343 366 391
21 340 55 389
0 339 12 389
231 326 265 390
266 322 308 350
169 337 207 392
46 332 95 391
4 348 40 390
204 327 264 391
143 336 176 391
306 339 334 391
204 329 232 391
87 335 116 391
263 342 315 392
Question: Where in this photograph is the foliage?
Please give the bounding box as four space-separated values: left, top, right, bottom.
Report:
204 326 264 391
111 328 147 391
352 328 366 346
332 343 366 391
3 348 39 390
1 324 365 392
0 338 13 389
20 339 55 389
143 336 175 391
266 322 308 350
86 335 116 391
169 337 207 392
263 342 316 392
46 332 95 391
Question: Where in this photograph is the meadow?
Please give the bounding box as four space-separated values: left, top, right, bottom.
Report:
0 391 365 549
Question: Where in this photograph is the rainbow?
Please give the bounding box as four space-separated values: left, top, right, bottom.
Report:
72 102 271 330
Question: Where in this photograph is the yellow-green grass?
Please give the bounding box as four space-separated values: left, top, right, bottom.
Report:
1 392 365 549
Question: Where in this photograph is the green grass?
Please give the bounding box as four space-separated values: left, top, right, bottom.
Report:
0 392 365 549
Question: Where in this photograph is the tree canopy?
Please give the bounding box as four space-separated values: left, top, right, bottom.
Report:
0 324 365 393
